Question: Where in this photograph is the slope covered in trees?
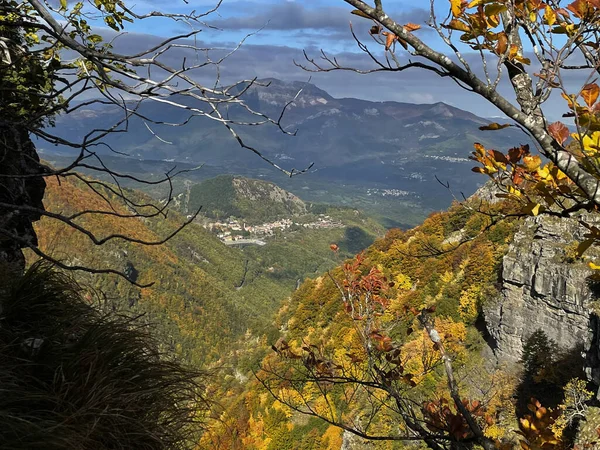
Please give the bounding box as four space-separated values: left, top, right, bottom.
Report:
30 174 381 365
200 195 597 450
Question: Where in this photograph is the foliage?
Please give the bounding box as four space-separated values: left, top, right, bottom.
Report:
203 198 521 449
521 330 559 384
0 261 205 449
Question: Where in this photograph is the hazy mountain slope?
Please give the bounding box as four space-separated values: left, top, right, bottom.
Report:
47 79 525 216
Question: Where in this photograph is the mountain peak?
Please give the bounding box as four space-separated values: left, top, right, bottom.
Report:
249 78 333 108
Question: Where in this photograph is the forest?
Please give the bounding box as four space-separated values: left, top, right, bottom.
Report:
2 0 600 449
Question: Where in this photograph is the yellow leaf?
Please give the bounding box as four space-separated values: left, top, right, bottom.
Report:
60 0 67 9
485 3 507 15
577 131 600 155
508 186 522 197
529 10 537 22
588 262 600 270
544 6 557 26
446 19 471 32
450 0 464 16
523 155 542 171
537 165 552 180
524 202 542 216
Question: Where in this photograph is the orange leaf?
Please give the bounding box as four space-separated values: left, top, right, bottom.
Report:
496 32 508 54
382 31 397 50
403 22 421 32
582 82 600 107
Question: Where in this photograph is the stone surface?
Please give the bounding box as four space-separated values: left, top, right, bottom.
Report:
483 213 600 393
0 125 47 273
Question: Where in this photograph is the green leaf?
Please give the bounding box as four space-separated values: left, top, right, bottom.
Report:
60 0 67 10
351 9 371 19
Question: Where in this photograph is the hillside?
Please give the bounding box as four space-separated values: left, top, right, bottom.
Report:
200 196 600 449
30 174 382 365
186 175 307 223
44 78 527 225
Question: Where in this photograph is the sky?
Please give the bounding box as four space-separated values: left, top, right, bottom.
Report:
69 0 584 120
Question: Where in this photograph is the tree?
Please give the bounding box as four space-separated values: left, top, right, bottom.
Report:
0 0 305 282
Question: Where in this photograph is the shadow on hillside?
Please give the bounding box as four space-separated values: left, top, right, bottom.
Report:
339 226 375 255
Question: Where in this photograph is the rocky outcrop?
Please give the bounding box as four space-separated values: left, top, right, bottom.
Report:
483 213 600 393
0 125 46 274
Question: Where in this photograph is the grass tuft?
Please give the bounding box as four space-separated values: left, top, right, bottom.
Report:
0 261 206 449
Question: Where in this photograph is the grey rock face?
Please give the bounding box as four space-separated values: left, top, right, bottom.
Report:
483 214 600 391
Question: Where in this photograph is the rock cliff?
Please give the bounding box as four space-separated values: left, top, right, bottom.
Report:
483 213 600 394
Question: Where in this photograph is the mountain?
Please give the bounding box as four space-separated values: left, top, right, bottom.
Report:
46 79 527 225
186 175 307 223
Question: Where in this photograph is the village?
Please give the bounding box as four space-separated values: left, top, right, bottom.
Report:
202 214 344 244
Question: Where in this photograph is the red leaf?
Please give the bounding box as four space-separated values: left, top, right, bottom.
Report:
548 121 570 145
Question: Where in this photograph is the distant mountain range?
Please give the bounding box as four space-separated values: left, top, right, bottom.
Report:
46 78 527 224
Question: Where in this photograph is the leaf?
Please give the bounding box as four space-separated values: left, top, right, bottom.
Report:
485 3 507 15
479 122 511 131
548 121 570 144
523 155 542 171
577 238 595 257
450 0 464 16
589 262 600 270
403 23 421 32
544 6 557 25
369 25 382 35
382 32 398 51
350 9 371 19
60 0 67 9
582 82 600 107
491 150 508 164
444 19 471 32
496 32 508 54
524 201 542 216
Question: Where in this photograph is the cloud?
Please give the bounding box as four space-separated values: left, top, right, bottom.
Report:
79 25 583 122
207 2 430 32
